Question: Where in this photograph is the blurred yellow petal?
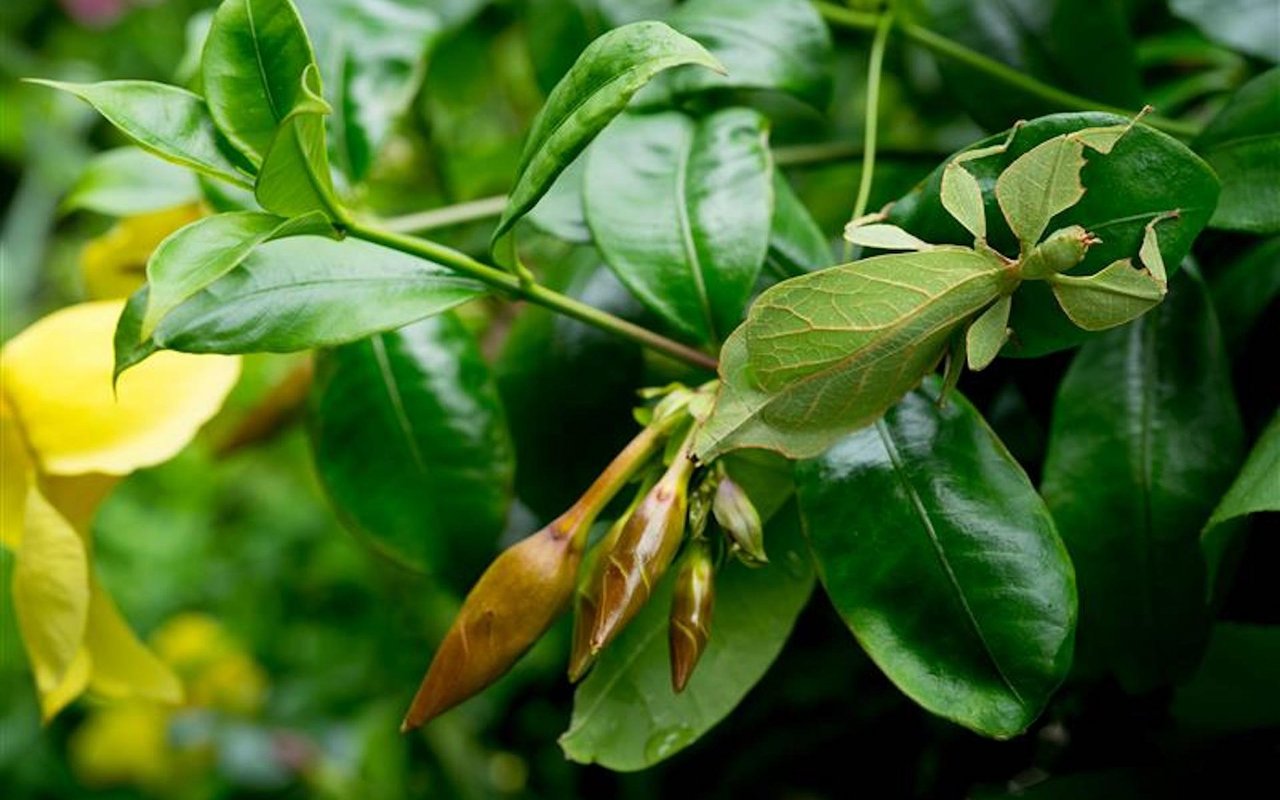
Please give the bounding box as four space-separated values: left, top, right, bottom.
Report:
13 488 90 709
1 300 241 475
40 648 91 722
84 578 184 705
150 612 233 670
1 400 32 549
81 204 202 300
69 702 172 789
39 473 120 536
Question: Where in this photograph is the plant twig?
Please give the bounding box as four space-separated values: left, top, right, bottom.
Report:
347 222 719 372
815 2 1202 139
851 12 893 227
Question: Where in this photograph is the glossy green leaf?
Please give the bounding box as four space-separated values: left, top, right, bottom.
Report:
28 80 251 187
767 172 832 275
1170 0 1280 62
1041 271 1243 692
294 0 477 182
63 147 200 216
525 0 676 95
309 313 514 584
1206 411 1280 530
888 113 1220 357
900 0 1142 130
664 0 833 106
1209 237 1280 353
495 253 646 518
527 154 591 244
1195 69 1280 234
559 504 814 770
585 108 772 345
490 21 722 267
1172 623 1280 738
695 247 1009 461
202 0 318 166
115 236 486 374
254 67 340 218
797 380 1075 738
141 210 332 338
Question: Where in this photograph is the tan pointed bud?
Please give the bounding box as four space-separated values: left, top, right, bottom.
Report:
588 437 697 655
400 519 582 732
669 539 715 693
712 475 767 566
403 423 670 732
567 484 644 683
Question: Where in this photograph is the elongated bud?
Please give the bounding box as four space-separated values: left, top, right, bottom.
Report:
588 435 697 655
400 519 581 731
402 423 668 731
669 539 715 692
568 476 653 683
1019 225 1096 280
713 476 767 566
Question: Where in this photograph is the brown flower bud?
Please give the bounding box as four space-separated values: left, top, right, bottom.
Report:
669 538 715 693
712 475 767 566
402 423 670 731
400 519 581 731
567 487 641 683
588 438 697 655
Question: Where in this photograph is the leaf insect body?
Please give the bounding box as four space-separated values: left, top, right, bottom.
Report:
695 113 1178 462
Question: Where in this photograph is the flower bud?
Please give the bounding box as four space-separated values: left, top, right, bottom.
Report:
567 491 639 683
669 539 715 693
587 443 697 656
402 423 671 731
712 476 767 566
401 520 582 731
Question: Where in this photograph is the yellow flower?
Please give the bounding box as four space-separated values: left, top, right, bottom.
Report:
152 612 269 716
68 702 173 790
1 300 240 720
80 204 202 300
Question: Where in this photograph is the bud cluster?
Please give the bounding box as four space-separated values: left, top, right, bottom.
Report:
401 382 767 731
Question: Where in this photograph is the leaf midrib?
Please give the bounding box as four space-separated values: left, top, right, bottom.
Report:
673 127 717 344
874 418 1027 707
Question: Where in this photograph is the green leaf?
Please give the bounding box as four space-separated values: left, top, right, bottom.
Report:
294 0 471 182
1209 237 1280 353
559 504 814 770
1041 270 1243 692
1170 0 1280 63
585 108 772 345
1195 69 1280 234
27 80 251 187
202 0 319 166
796 380 1075 738
525 0 676 95
695 247 1009 461
490 21 722 267
527 153 591 244
664 0 833 106
494 252 646 518
309 313 514 586
63 147 201 216
1206 411 1280 530
888 113 1220 357
767 172 832 275
900 0 1143 130
254 66 341 218
141 210 333 338
115 236 486 373
1172 623 1280 738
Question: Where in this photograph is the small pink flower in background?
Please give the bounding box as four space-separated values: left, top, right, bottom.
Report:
59 0 129 27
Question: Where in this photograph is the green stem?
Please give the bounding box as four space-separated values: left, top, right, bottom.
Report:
347 222 719 373
852 13 892 223
815 2 1202 139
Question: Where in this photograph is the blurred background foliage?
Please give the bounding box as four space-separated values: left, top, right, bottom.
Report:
1 1 1277 798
